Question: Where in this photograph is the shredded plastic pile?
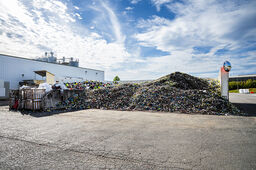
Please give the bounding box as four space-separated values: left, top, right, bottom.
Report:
65 81 111 90
86 84 139 110
58 72 241 115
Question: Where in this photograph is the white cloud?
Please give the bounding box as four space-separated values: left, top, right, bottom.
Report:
151 0 173 11
75 13 82 20
0 0 255 81
33 0 75 22
125 6 133 11
130 0 142 4
100 1 125 44
0 0 130 80
134 0 256 77
137 15 170 28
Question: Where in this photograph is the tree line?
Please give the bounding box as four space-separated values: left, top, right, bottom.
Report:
229 79 256 90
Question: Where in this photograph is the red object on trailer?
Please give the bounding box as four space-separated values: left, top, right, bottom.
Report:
13 100 19 109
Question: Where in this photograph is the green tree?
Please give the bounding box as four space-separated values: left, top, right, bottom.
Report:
113 76 120 83
229 79 256 90
245 79 253 88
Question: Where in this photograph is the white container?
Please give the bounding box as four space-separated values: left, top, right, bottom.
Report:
239 89 249 94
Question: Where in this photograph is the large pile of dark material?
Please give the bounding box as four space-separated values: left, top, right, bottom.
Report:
55 72 241 115
145 72 210 90
86 84 140 110
129 86 235 114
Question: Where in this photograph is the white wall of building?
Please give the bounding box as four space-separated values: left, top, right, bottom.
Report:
0 80 4 97
0 54 104 89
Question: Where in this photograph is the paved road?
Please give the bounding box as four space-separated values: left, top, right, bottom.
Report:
229 93 256 115
0 107 255 169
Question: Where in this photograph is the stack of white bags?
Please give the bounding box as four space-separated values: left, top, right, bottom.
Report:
239 89 249 94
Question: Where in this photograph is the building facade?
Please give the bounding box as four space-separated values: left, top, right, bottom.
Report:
0 54 104 92
229 74 256 82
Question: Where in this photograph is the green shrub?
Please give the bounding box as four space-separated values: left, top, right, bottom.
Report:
229 79 256 90
245 79 253 88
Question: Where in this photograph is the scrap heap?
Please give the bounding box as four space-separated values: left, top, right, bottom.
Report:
86 84 140 110
65 81 111 90
61 72 241 115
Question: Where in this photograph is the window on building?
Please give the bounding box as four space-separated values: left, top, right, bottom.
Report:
21 74 24 77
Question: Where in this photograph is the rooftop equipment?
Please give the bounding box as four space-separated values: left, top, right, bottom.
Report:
36 52 79 67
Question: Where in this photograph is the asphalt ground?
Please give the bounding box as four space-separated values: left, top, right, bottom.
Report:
0 106 255 169
229 93 256 116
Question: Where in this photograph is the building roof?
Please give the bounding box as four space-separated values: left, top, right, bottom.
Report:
230 74 256 78
34 70 55 77
0 53 104 72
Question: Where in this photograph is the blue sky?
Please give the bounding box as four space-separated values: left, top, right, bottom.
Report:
0 0 256 80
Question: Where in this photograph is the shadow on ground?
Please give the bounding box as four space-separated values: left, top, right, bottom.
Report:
0 100 8 106
232 103 256 116
20 109 84 118
21 107 255 118
5 100 255 117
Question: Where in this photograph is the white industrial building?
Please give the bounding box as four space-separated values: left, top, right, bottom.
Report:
0 53 104 98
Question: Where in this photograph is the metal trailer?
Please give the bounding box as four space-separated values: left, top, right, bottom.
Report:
9 89 45 111
9 89 84 111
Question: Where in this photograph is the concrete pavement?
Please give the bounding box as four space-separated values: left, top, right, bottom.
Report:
0 106 255 169
229 93 256 116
